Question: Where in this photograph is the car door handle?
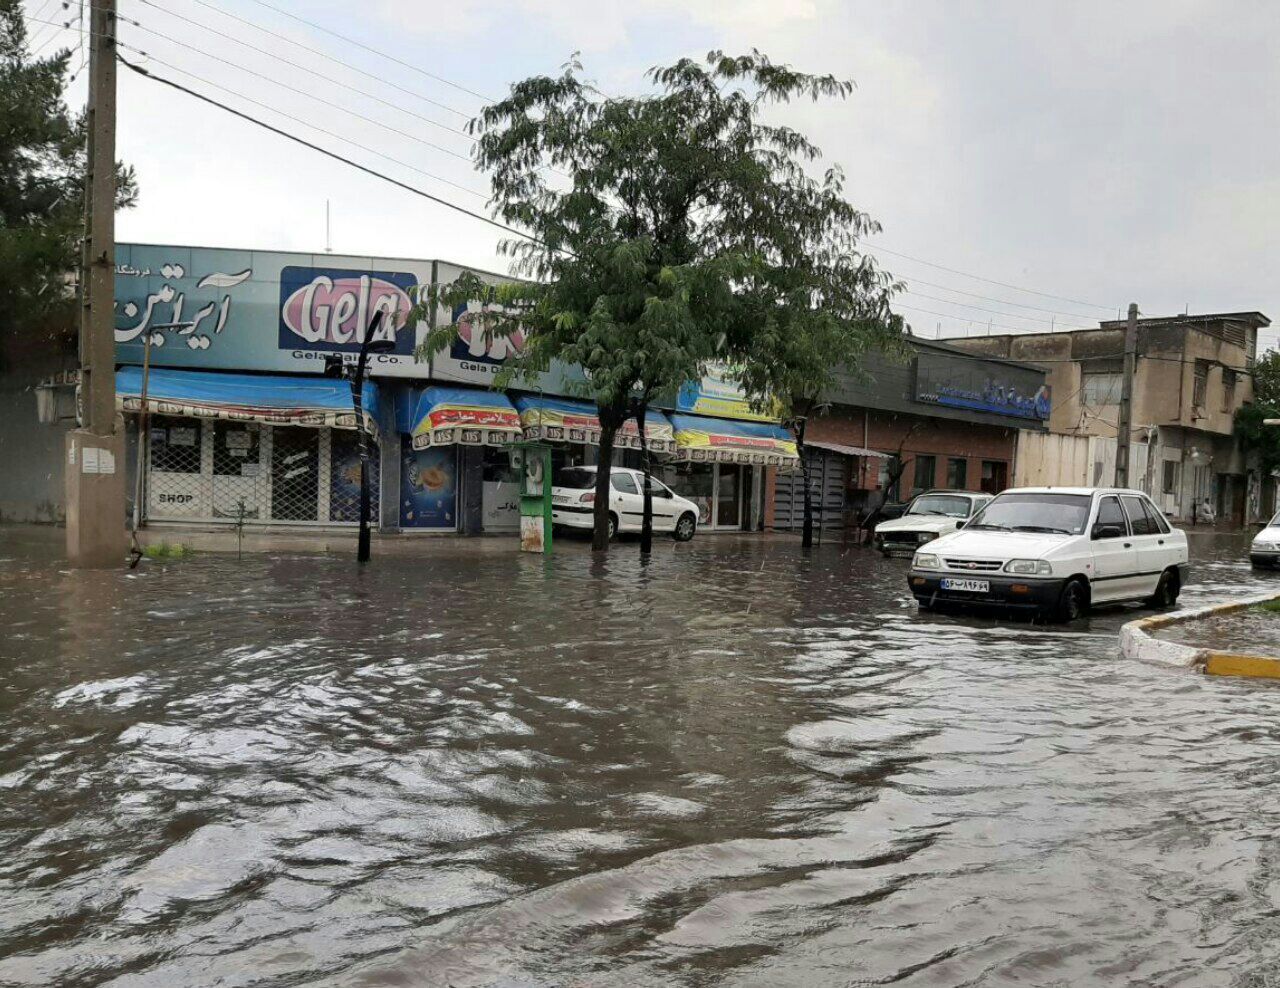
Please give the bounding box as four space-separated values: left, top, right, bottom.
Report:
1124 542 1132 548
1158 539 1165 545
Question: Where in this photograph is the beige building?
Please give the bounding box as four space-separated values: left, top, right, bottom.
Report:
949 312 1270 524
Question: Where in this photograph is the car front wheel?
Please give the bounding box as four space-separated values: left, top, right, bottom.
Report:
1050 578 1089 623
673 512 696 542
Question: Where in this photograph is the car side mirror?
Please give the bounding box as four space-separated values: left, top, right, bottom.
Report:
1092 523 1124 540
955 520 965 529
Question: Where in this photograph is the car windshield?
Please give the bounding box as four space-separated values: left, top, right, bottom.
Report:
553 468 596 490
1270 511 1280 527
906 494 972 518
966 493 1091 535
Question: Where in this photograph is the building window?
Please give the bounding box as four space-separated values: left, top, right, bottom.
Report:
1222 369 1236 412
1081 372 1122 405
912 455 936 492
1162 459 1180 495
1193 360 1209 408
946 457 968 489
981 460 1008 494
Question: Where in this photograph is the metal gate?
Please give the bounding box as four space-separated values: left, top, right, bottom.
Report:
774 450 846 533
142 415 378 526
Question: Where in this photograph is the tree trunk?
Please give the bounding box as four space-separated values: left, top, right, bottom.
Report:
636 401 653 556
592 423 617 553
797 418 814 549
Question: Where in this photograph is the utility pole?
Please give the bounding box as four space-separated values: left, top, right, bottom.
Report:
66 0 126 567
1115 302 1139 489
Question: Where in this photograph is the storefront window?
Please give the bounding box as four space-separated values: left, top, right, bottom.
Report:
149 415 202 473
660 462 714 524
912 455 936 493
481 447 520 532
329 430 380 523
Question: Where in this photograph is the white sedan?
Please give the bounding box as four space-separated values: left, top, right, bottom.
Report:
551 466 700 541
1250 511 1280 568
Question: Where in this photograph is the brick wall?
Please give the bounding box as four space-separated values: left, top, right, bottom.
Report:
806 406 1019 494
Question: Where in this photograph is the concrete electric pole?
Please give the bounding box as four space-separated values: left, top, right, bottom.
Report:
66 0 126 567
1114 302 1139 489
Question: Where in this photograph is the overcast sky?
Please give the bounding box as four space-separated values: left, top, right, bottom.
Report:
30 0 1280 349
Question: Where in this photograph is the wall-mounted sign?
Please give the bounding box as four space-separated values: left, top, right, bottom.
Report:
915 351 1051 421
674 363 775 422
114 245 432 377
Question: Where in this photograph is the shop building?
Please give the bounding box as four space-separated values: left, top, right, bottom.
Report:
766 339 1051 534
17 243 798 536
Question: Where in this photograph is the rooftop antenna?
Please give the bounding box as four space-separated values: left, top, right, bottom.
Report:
325 199 332 253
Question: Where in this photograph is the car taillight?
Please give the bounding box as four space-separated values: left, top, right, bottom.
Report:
579 492 594 503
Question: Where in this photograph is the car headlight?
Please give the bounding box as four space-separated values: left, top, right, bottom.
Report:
917 532 936 543
1004 558 1052 575
913 553 941 570
1256 542 1275 551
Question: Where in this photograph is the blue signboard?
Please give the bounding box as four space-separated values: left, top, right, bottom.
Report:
915 350 1051 421
278 266 416 356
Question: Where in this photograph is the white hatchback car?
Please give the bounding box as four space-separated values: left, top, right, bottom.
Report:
873 490 993 555
907 487 1189 622
1250 512 1280 568
551 466 701 541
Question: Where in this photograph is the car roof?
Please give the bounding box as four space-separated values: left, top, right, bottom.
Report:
916 489 988 497
994 486 1151 497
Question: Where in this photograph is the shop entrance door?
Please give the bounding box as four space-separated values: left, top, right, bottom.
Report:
271 427 320 521
714 464 744 529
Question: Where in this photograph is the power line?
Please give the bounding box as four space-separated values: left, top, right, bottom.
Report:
238 0 494 104
127 0 477 144
114 45 489 201
899 273 1103 320
899 289 1094 331
112 13 478 166
171 0 472 121
116 54 556 251
867 241 1114 312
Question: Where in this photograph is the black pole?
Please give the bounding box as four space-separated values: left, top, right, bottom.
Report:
351 311 387 565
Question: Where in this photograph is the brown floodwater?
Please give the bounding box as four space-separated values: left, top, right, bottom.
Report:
2 526 1279 987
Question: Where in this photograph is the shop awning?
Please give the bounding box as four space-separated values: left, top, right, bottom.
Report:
405 386 522 450
670 412 799 469
116 366 379 432
512 395 676 453
805 440 889 459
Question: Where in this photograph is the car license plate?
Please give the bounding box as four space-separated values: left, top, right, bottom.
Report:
940 578 989 592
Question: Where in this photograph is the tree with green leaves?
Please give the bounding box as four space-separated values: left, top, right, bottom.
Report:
0 0 136 365
1251 349 1280 406
421 50 903 553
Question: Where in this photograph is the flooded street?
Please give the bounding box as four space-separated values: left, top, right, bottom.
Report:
3 527 1280 987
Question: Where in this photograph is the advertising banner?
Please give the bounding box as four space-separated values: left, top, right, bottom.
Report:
675 363 776 423
114 245 433 378
428 262 585 393
399 441 457 528
915 351 1051 421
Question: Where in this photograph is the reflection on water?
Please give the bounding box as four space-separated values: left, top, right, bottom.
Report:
2 528 1280 986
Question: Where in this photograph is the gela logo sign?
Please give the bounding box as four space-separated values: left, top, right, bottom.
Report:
449 300 526 372
278 266 417 357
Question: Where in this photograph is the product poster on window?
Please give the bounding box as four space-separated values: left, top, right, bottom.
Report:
330 439 364 522
400 441 457 529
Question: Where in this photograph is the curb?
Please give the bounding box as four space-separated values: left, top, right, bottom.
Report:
1119 592 1280 679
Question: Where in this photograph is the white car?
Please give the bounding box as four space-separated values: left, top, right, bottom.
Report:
1250 511 1280 568
907 486 1189 622
874 490 993 555
551 466 700 541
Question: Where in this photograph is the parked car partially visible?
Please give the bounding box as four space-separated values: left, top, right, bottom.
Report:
1250 511 1280 568
551 466 700 541
873 490 993 556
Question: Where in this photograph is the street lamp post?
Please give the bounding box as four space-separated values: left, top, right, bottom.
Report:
348 312 395 563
